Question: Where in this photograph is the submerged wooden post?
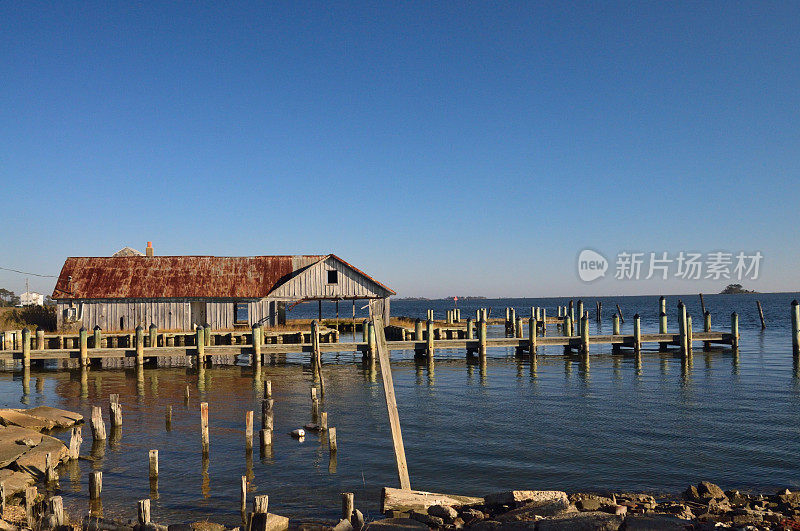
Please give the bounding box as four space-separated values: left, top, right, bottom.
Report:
93 325 102 349
328 426 337 453
22 328 30 368
136 325 144 365
528 317 537 356
110 400 122 427
252 323 262 367
138 499 150 525
91 406 106 440
90 471 102 499
757 300 766 329
80 327 88 365
581 314 589 355
245 410 253 451
792 301 800 356
149 449 158 480
426 319 434 358
260 428 272 448
731 312 739 350
165 405 172 430
200 402 209 453
196 327 205 365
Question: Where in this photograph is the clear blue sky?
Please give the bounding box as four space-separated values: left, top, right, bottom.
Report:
1 2 798 298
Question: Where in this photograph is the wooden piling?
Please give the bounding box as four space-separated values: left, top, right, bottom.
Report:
426 319 434 358
22 328 30 368
185 385 190 402
320 411 328 431
149 323 158 348
699 293 706 316
149 449 158 480
792 301 800 356
45 451 57 483
253 495 269 515
245 411 254 451
90 471 102 499
576 300 584 332
165 405 172 430
240 475 247 515
466 318 474 340
137 499 150 525
252 323 262 367
478 318 487 358
264 380 272 399
678 302 688 355
757 300 766 329
366 321 375 359
110 400 122 427
259 428 272 448
612 313 620 335
200 402 209 453
342 492 355 521
632 314 641 354
136 325 144 365
196 327 205 365
596 301 602 322
25 486 36 527
731 312 739 350
35 328 45 350
687 315 693 353
361 319 369 342
48 496 64 527
80 327 88 365
515 317 523 339
93 326 102 349
616 304 624 324
329 426 337 453
414 319 423 341
91 406 106 441
581 315 589 355
528 317 537 356
68 426 82 459
563 316 572 337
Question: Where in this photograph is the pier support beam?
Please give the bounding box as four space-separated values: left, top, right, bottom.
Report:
792 301 800 356
580 314 589 356
426 319 434 358
79 327 88 366
22 328 30 368
136 325 144 366
731 312 739 351
528 317 537 357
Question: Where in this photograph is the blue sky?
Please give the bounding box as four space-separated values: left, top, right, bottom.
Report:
1 2 798 298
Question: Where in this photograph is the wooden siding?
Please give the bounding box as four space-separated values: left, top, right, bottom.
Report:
269 256 391 300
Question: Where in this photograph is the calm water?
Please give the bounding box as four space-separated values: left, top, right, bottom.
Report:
3 293 800 525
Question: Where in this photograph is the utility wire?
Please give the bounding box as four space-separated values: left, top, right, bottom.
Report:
0 266 57 278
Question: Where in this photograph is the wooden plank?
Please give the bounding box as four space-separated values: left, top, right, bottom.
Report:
371 307 411 490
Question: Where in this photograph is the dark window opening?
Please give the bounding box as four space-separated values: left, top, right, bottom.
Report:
235 303 249 324
120 317 124 329
327 270 338 284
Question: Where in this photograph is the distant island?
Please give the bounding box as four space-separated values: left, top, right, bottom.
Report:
720 284 757 294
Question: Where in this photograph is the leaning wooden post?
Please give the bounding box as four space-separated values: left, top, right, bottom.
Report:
580 314 589 355
528 317 537 356
196 326 205 366
22 328 30 368
616 303 625 324
93 325 102 349
756 300 766 329
342 492 355 522
426 319 434 358
699 293 706 316
90 471 102 499
91 406 106 440
792 300 800 356
252 323 262 367
79 327 88 366
135 325 144 366
200 402 209 454
137 499 150 525
149 449 158 480
730 312 739 350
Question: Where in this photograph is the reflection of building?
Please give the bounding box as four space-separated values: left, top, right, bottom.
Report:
20 291 44 306
52 243 394 331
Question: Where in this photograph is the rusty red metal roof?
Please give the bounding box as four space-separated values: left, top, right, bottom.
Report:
52 256 324 299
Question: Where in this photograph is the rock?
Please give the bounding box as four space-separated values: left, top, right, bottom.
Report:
496 494 570 521
697 481 726 501
428 505 458 521
458 508 486 523
0 426 44 467
622 515 691 530
352 509 365 531
409 510 443 527
611 505 626 516
451 517 464 529
245 514 288 531
333 519 354 531
777 488 792 496
484 490 567 507
167 526 193 531
575 496 614 512
682 485 700 502
0 519 18 531
0 469 35 497
24 406 83 428
464 521 501 531
0 409 56 431
381 488 483 515
83 516 136 531
536 511 623 531
365 518 428 531
189 522 226 531
14 434 68 479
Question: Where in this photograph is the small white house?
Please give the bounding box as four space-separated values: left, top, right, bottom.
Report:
20 291 45 306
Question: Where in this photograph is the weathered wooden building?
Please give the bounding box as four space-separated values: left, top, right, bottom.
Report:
52 251 394 331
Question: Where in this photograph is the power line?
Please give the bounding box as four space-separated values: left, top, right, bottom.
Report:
0 266 57 278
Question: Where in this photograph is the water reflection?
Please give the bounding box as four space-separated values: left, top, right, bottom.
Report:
201 453 210 499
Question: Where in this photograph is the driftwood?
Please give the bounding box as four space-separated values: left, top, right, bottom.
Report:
381 487 483 514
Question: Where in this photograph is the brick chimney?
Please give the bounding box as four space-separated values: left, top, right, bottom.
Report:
146 241 154 257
